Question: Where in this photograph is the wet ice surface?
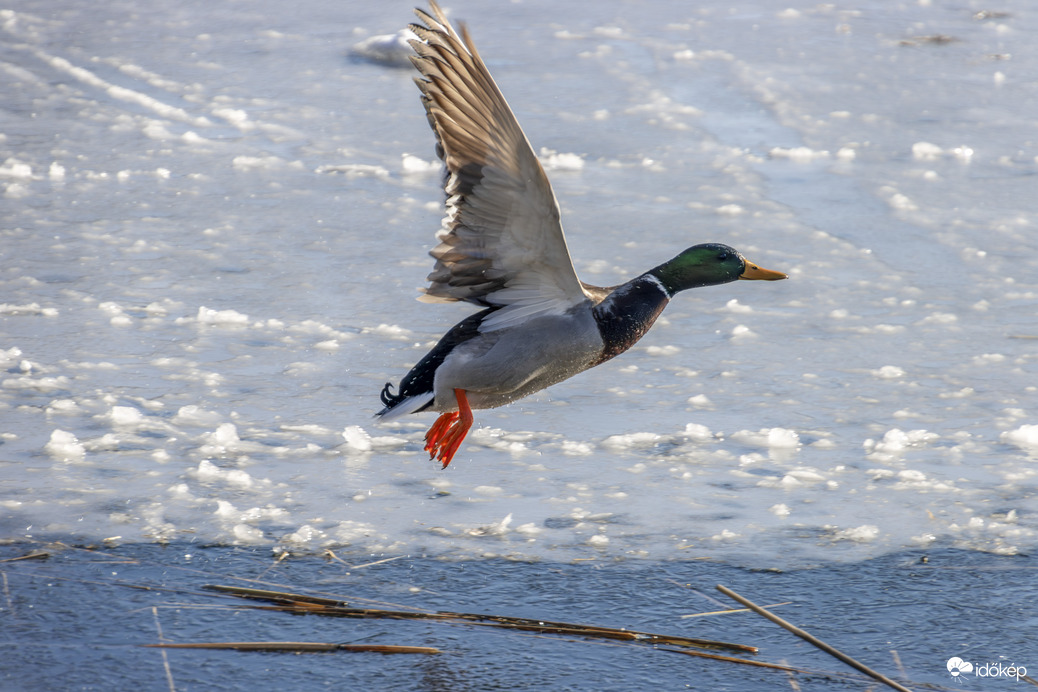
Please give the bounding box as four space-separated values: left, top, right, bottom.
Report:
3 0 1038 568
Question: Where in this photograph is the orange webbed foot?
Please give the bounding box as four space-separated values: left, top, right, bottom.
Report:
423 389 473 469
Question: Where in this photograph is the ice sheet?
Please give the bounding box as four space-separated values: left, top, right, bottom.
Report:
2 0 1036 567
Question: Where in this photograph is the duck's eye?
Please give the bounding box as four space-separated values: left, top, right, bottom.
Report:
717 252 729 261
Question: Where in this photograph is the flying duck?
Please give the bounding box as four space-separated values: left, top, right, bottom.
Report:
377 1 787 468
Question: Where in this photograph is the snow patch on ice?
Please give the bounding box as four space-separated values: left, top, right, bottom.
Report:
44 429 86 462
219 500 287 524
831 524 880 542
0 157 33 180
911 141 944 161
46 399 80 415
731 427 801 449
107 405 144 427
362 323 412 339
730 324 756 339
197 423 266 456
401 153 439 174
170 307 253 328
3 374 71 392
516 522 542 537
332 520 381 545
341 426 372 452
917 312 957 326
756 465 828 489
645 344 680 356
559 440 594 456
192 459 256 489
470 428 534 455
351 29 417 68
864 428 939 461
0 347 23 367
0 303 58 317
680 423 714 442
769 146 829 162
625 91 702 129
172 405 224 427
724 299 753 314
279 524 326 547
233 155 303 171
540 148 585 171
1001 424 1038 450
911 141 974 162
467 513 513 537
602 431 662 449
871 365 905 379
881 187 918 212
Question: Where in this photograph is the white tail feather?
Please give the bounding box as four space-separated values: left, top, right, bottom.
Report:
377 392 435 422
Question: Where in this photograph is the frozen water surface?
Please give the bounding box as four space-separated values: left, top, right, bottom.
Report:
2 0 1038 569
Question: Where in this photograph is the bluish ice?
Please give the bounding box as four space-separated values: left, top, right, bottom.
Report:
2 0 1037 568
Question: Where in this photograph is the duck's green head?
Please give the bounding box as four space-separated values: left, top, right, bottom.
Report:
651 243 787 295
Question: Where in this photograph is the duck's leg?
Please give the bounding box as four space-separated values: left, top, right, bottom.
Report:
423 389 473 469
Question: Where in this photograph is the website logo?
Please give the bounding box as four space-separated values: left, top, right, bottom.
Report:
947 657 974 679
950 659 971 680
947 657 1028 683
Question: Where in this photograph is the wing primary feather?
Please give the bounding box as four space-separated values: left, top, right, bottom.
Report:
407 1 591 326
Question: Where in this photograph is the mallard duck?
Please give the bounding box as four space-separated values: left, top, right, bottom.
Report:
377 1 787 468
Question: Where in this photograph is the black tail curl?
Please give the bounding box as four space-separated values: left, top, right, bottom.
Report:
379 381 405 409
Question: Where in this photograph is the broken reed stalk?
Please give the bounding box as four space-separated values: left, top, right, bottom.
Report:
145 642 440 654
204 584 756 654
715 584 913 692
0 551 50 563
661 647 801 672
680 602 792 619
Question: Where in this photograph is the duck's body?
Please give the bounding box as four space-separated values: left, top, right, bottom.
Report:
377 2 786 467
381 272 672 416
382 303 601 413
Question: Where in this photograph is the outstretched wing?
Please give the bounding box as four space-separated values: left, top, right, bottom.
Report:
409 1 589 332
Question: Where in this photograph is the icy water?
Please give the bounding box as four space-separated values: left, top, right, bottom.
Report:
1 0 1037 687
2 543 1035 691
